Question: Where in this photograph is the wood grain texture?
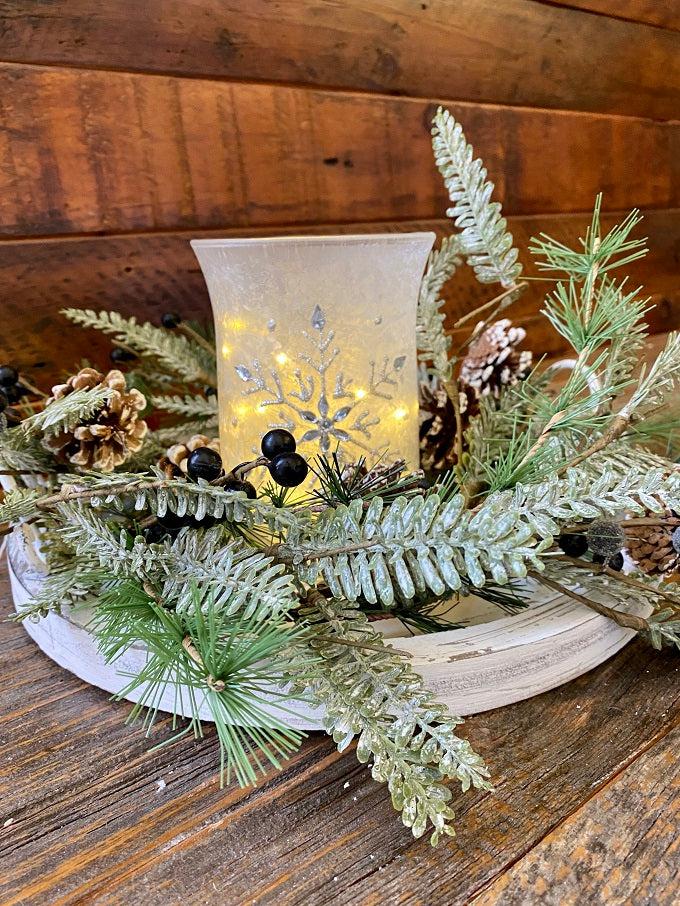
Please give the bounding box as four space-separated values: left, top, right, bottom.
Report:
1 63 679 240
1 1 679 118
473 724 680 905
1 563 678 905
2 210 679 384
545 1 680 32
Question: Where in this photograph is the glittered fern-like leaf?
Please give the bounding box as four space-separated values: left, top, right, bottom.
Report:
0 424 53 473
416 236 464 381
21 386 112 439
281 468 680 609
287 492 550 607
0 487 45 522
290 593 490 844
62 309 216 386
153 529 299 618
150 393 218 419
432 108 522 289
3 470 300 536
620 332 680 422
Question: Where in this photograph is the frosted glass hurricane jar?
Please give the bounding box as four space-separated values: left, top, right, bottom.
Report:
191 233 435 471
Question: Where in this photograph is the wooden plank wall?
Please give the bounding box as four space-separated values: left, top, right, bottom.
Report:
0 0 679 382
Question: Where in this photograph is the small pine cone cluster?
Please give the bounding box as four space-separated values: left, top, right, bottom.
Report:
626 512 680 577
44 368 147 472
459 319 532 400
418 371 475 472
160 434 221 478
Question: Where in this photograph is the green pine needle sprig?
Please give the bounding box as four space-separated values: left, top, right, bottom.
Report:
529 195 647 279
93 580 308 788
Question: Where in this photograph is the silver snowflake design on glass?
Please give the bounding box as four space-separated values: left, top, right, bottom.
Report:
234 305 407 457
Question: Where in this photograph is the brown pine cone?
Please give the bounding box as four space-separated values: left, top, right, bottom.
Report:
44 368 147 472
460 319 532 400
164 434 221 475
626 513 680 577
418 371 475 472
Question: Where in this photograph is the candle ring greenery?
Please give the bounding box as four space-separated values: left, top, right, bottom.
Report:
2 108 679 846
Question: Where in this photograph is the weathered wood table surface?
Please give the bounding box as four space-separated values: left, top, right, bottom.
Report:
1 564 678 905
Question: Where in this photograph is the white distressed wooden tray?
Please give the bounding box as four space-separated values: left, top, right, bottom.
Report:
6 528 648 729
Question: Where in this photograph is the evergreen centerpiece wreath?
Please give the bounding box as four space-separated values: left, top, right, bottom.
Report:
2 109 680 845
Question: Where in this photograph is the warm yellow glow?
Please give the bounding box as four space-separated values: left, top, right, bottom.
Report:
224 317 246 332
221 342 231 358
275 352 289 365
354 388 367 400
255 403 267 415
393 407 409 420
235 403 249 417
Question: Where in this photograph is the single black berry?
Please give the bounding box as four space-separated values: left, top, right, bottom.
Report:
186 446 223 482
204 385 217 398
190 513 217 529
161 311 182 329
558 532 588 558
0 389 8 413
158 510 191 530
0 365 19 387
268 452 308 487
145 522 170 543
608 551 624 572
5 383 24 403
261 428 296 459
110 346 137 363
222 478 257 499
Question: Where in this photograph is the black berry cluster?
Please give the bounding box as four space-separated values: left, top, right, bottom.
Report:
145 429 308 544
184 444 257 498
261 429 308 487
557 520 625 570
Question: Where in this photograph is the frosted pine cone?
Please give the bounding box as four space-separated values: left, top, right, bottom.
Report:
418 371 474 472
460 319 532 399
164 434 221 475
44 368 147 472
626 513 680 577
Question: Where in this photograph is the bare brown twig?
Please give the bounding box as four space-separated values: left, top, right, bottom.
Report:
453 281 527 340
529 569 648 632
555 554 680 615
177 323 217 357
